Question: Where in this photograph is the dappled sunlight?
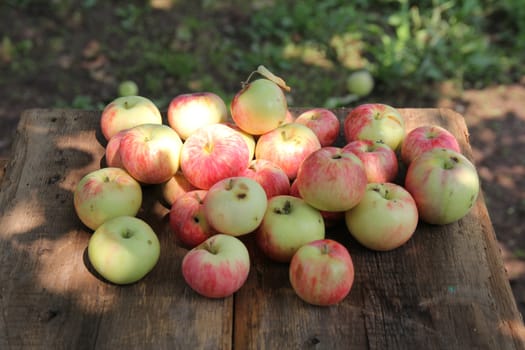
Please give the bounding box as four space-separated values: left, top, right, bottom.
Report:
499 319 525 343
55 130 104 193
1 192 46 238
32 230 120 313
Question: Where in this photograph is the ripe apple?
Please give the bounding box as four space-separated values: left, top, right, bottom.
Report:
167 92 228 140
255 122 321 180
223 122 256 161
343 103 405 151
401 124 461 165
343 139 398 183
241 159 290 199
345 182 418 251
294 108 340 147
231 78 287 135
88 216 160 285
119 123 183 184
256 195 325 263
204 177 268 236
295 147 367 212
404 148 480 225
169 190 216 248
104 129 127 168
100 95 162 141
182 234 250 298
160 171 197 207
289 239 354 306
289 179 344 226
74 167 142 231
180 123 250 189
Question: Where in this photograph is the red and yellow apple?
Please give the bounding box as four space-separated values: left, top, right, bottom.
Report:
182 234 250 298
255 122 321 180
289 239 354 306
295 147 367 212
100 95 162 141
119 123 183 184
180 123 250 189
167 92 228 140
404 148 480 225
343 103 405 151
74 167 142 231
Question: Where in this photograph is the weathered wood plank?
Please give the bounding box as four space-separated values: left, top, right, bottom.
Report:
233 108 525 350
0 109 232 350
0 108 523 349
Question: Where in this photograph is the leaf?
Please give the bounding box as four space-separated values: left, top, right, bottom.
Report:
256 65 291 92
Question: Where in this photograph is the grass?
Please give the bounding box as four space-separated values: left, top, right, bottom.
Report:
1 0 524 110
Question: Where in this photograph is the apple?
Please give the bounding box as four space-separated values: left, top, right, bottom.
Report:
182 234 250 298
295 108 340 147
401 124 461 165
295 147 367 212
223 122 256 161
180 123 250 190
231 78 287 135
167 92 228 140
343 103 405 151
169 190 216 248
343 139 398 183
255 123 321 180
289 179 344 225
204 176 268 236
404 148 480 225
241 159 290 199
345 182 418 251
104 129 127 168
256 195 325 263
118 80 139 97
346 70 374 97
100 95 162 141
159 171 197 207
289 239 354 306
119 123 183 184
74 167 142 231
88 216 160 285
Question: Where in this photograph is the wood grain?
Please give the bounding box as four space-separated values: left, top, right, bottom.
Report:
0 108 523 349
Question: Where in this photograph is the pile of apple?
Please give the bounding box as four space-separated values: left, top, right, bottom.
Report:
73 66 480 306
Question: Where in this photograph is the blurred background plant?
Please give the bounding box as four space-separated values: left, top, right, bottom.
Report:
1 0 524 111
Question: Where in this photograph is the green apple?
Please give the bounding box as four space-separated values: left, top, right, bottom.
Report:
203 176 268 236
256 195 325 263
346 70 374 97
118 80 139 97
74 167 142 231
88 216 161 285
345 182 419 251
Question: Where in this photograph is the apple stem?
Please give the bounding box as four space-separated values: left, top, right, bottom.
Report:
241 70 257 88
321 243 330 255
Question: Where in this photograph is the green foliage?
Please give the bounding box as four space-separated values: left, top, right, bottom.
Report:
1 0 524 108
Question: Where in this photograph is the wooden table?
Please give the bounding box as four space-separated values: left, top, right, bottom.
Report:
0 108 524 349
